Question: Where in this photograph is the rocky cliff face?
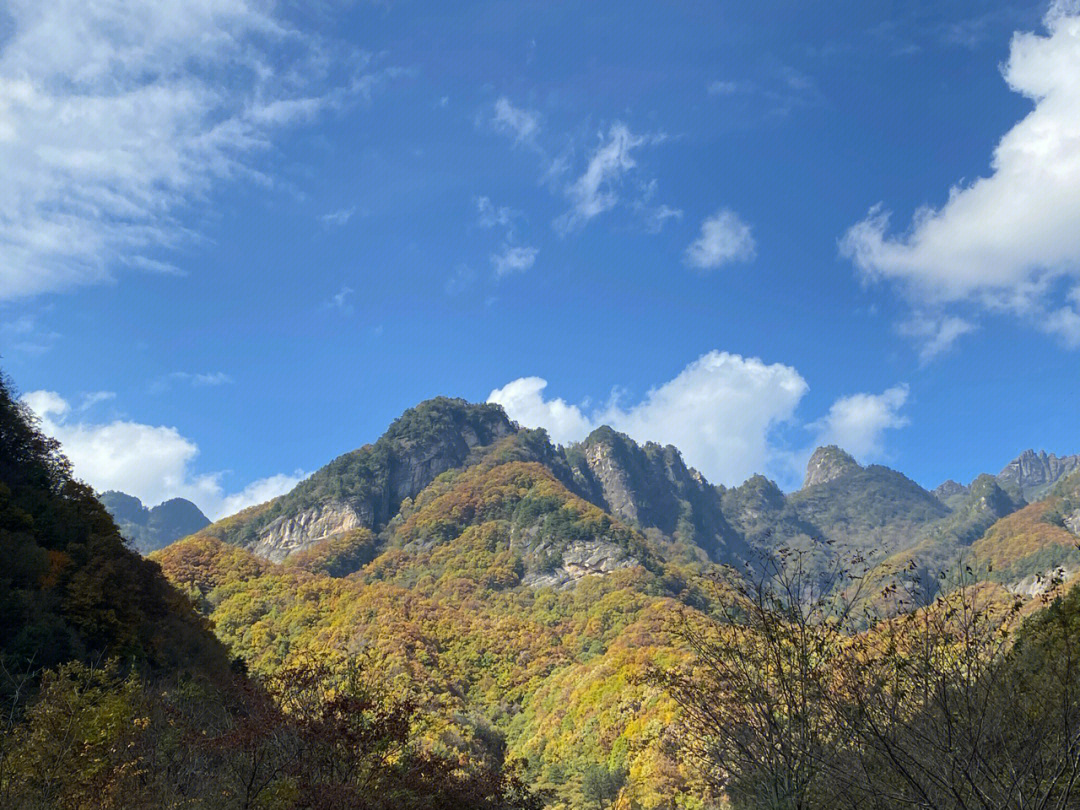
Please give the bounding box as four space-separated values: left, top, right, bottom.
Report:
250 501 368 562
566 426 747 563
803 446 861 489
522 539 638 589
998 450 1080 501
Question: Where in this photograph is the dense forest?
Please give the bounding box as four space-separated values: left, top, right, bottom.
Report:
5 368 1080 808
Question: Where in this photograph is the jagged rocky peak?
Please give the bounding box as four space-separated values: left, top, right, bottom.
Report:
803 446 861 489
998 449 1080 501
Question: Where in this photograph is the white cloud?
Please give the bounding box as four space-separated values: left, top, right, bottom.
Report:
897 313 977 362
326 285 354 314
0 0 391 301
445 264 477 295
491 244 538 277
641 204 684 233
491 97 540 144
150 371 233 394
320 207 357 228
686 209 756 269
22 390 302 519
0 313 60 355
476 196 515 228
708 80 743 95
841 7 1080 346
490 352 913 488
810 385 910 461
555 123 653 233
78 391 116 411
490 351 809 486
488 377 594 446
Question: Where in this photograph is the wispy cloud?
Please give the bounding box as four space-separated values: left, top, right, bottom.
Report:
491 244 538 277
326 286 355 314
898 313 977 363
150 371 233 394
491 97 540 144
0 0 399 301
78 391 116 411
320 207 357 228
554 124 664 234
476 196 516 229
0 313 60 355
445 264 477 296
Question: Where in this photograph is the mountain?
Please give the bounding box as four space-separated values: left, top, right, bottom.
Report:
99 490 210 553
2 375 541 810
997 449 1080 501
66 391 1077 808
193 397 515 561
716 448 951 575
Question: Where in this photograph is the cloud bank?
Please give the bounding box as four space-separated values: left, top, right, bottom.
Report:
489 351 910 488
22 390 304 520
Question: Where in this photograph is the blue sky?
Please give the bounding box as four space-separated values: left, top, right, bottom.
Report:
3 0 1080 517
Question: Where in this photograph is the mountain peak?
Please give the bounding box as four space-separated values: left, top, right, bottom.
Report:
998 449 1080 501
803 446 861 489
99 490 210 554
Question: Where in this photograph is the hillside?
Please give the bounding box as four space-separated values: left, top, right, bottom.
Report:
13 383 1079 807
0 376 231 679
156 451 713 808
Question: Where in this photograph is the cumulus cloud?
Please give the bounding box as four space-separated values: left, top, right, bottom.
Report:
0 0 393 301
491 244 538 277
810 385 910 460
685 209 757 269
488 377 594 445
490 351 810 486
491 97 540 144
841 7 1080 346
22 390 303 520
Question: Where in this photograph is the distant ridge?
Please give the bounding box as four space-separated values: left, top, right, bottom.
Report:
99 491 210 554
